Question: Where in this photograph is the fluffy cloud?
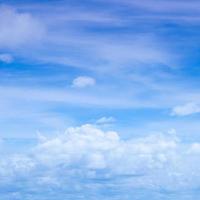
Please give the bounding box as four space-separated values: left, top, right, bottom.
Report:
171 102 200 116
33 124 119 169
72 76 96 88
0 6 45 49
0 53 13 63
1 124 200 199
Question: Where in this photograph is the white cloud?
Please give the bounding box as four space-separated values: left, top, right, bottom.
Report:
96 116 116 125
33 124 120 169
171 102 200 116
0 6 45 49
0 53 13 63
72 76 96 88
1 124 200 192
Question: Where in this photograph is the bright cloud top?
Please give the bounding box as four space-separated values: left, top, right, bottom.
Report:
1 124 200 199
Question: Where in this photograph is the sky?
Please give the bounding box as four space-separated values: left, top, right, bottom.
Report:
1 0 200 199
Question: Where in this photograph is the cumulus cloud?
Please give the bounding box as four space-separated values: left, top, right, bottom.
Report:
33 124 119 169
171 102 200 116
1 124 200 196
2 124 200 199
72 76 96 88
0 6 45 49
0 53 13 63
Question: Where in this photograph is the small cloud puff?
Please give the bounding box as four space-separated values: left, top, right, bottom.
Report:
171 102 200 116
72 76 96 88
0 53 13 63
96 116 116 125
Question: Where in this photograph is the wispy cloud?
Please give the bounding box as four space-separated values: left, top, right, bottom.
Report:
113 0 200 15
0 5 45 49
0 3 173 71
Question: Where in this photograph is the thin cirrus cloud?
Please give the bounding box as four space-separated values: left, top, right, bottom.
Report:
0 2 173 71
115 0 200 14
0 0 195 71
0 85 137 109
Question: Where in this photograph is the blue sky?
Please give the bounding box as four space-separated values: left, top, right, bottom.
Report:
1 0 200 199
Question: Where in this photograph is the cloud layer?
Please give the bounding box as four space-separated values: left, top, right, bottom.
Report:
1 124 200 199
